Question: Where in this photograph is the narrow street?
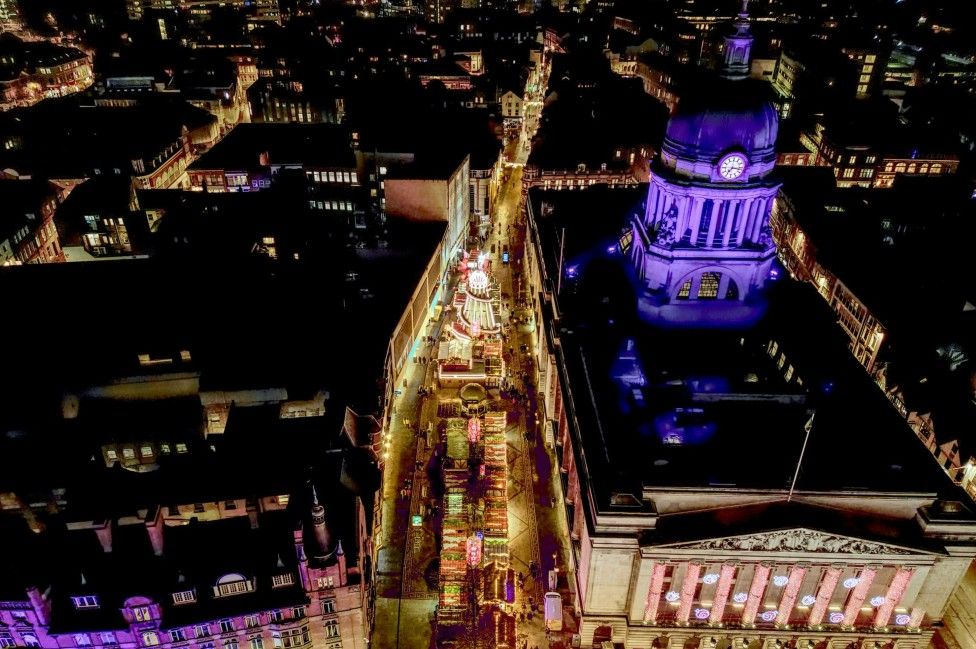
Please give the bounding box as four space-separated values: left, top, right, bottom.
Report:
373 58 569 649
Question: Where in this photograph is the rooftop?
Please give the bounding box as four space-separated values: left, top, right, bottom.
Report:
528 185 955 513
189 123 357 172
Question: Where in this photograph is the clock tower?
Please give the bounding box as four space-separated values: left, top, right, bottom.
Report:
629 1 781 326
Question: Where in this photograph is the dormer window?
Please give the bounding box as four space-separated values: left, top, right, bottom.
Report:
271 574 294 588
214 574 253 597
172 590 196 605
133 606 152 622
72 596 99 609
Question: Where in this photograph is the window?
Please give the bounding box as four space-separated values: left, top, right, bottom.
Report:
100 633 116 645
75 634 92 646
676 279 691 300
350 172 358 183
170 630 186 643
321 599 336 614
272 574 294 588
223 640 239 649
195 626 212 639
327 172 336 182
140 445 153 457
106 449 118 460
697 272 720 300
215 577 253 597
142 632 159 647
72 596 99 609
122 448 136 459
270 610 284 623
842 168 855 179
244 615 259 629
220 620 234 633
324 620 340 639
176 443 188 453
0 634 13 649
23 636 39 648
859 169 873 178
317 576 335 589
293 607 305 619
160 444 171 454
194 503 205 514
865 156 876 164
133 606 152 622
249 638 264 649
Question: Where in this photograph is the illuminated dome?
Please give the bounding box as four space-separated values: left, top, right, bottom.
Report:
660 78 779 182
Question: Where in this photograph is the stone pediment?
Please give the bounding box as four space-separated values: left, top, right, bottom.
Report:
654 528 933 556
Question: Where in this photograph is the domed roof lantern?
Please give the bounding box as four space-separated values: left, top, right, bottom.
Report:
721 0 753 80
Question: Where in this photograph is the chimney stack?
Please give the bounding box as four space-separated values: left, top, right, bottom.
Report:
145 506 164 556
94 520 113 553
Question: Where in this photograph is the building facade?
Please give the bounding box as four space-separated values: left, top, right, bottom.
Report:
521 11 976 649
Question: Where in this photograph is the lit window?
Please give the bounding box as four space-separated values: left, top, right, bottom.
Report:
142 632 159 647
170 630 186 643
676 279 691 300
272 574 294 588
23 636 39 648
316 576 335 589
75 635 92 646
106 449 118 460
220 620 234 634
195 626 211 639
100 633 116 645
249 639 264 649
72 596 99 609
140 446 153 457
134 606 152 622
176 443 188 453
842 168 855 178
172 590 196 605
324 620 339 638
122 448 135 459
244 616 260 629
697 272 720 300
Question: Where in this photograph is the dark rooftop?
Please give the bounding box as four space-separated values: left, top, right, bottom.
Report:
528 185 955 513
188 123 356 172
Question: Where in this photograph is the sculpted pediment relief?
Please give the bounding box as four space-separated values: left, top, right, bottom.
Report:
655 528 927 556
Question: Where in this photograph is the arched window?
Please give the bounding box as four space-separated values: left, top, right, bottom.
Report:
676 279 692 300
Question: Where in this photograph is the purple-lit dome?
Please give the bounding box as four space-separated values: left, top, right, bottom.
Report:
660 78 779 180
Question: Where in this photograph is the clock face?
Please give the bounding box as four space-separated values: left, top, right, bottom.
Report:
719 154 747 180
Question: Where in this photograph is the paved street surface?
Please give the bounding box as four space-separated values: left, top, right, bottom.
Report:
373 59 573 649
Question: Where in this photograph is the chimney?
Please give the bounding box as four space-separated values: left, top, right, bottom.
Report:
145 506 164 556
94 520 113 553
27 586 51 626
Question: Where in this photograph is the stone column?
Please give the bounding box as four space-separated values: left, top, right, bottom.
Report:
717 274 731 301
646 183 659 226
644 562 668 623
677 562 703 623
709 564 737 624
751 197 767 242
721 201 737 247
874 568 914 628
775 565 807 625
808 566 841 626
742 563 771 625
688 199 705 245
740 198 756 245
842 567 877 626
705 201 721 247
907 607 925 629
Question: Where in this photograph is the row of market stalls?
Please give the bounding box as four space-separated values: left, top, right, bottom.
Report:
436 410 515 642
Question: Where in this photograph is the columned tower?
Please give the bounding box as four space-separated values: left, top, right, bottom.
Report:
629 2 780 326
